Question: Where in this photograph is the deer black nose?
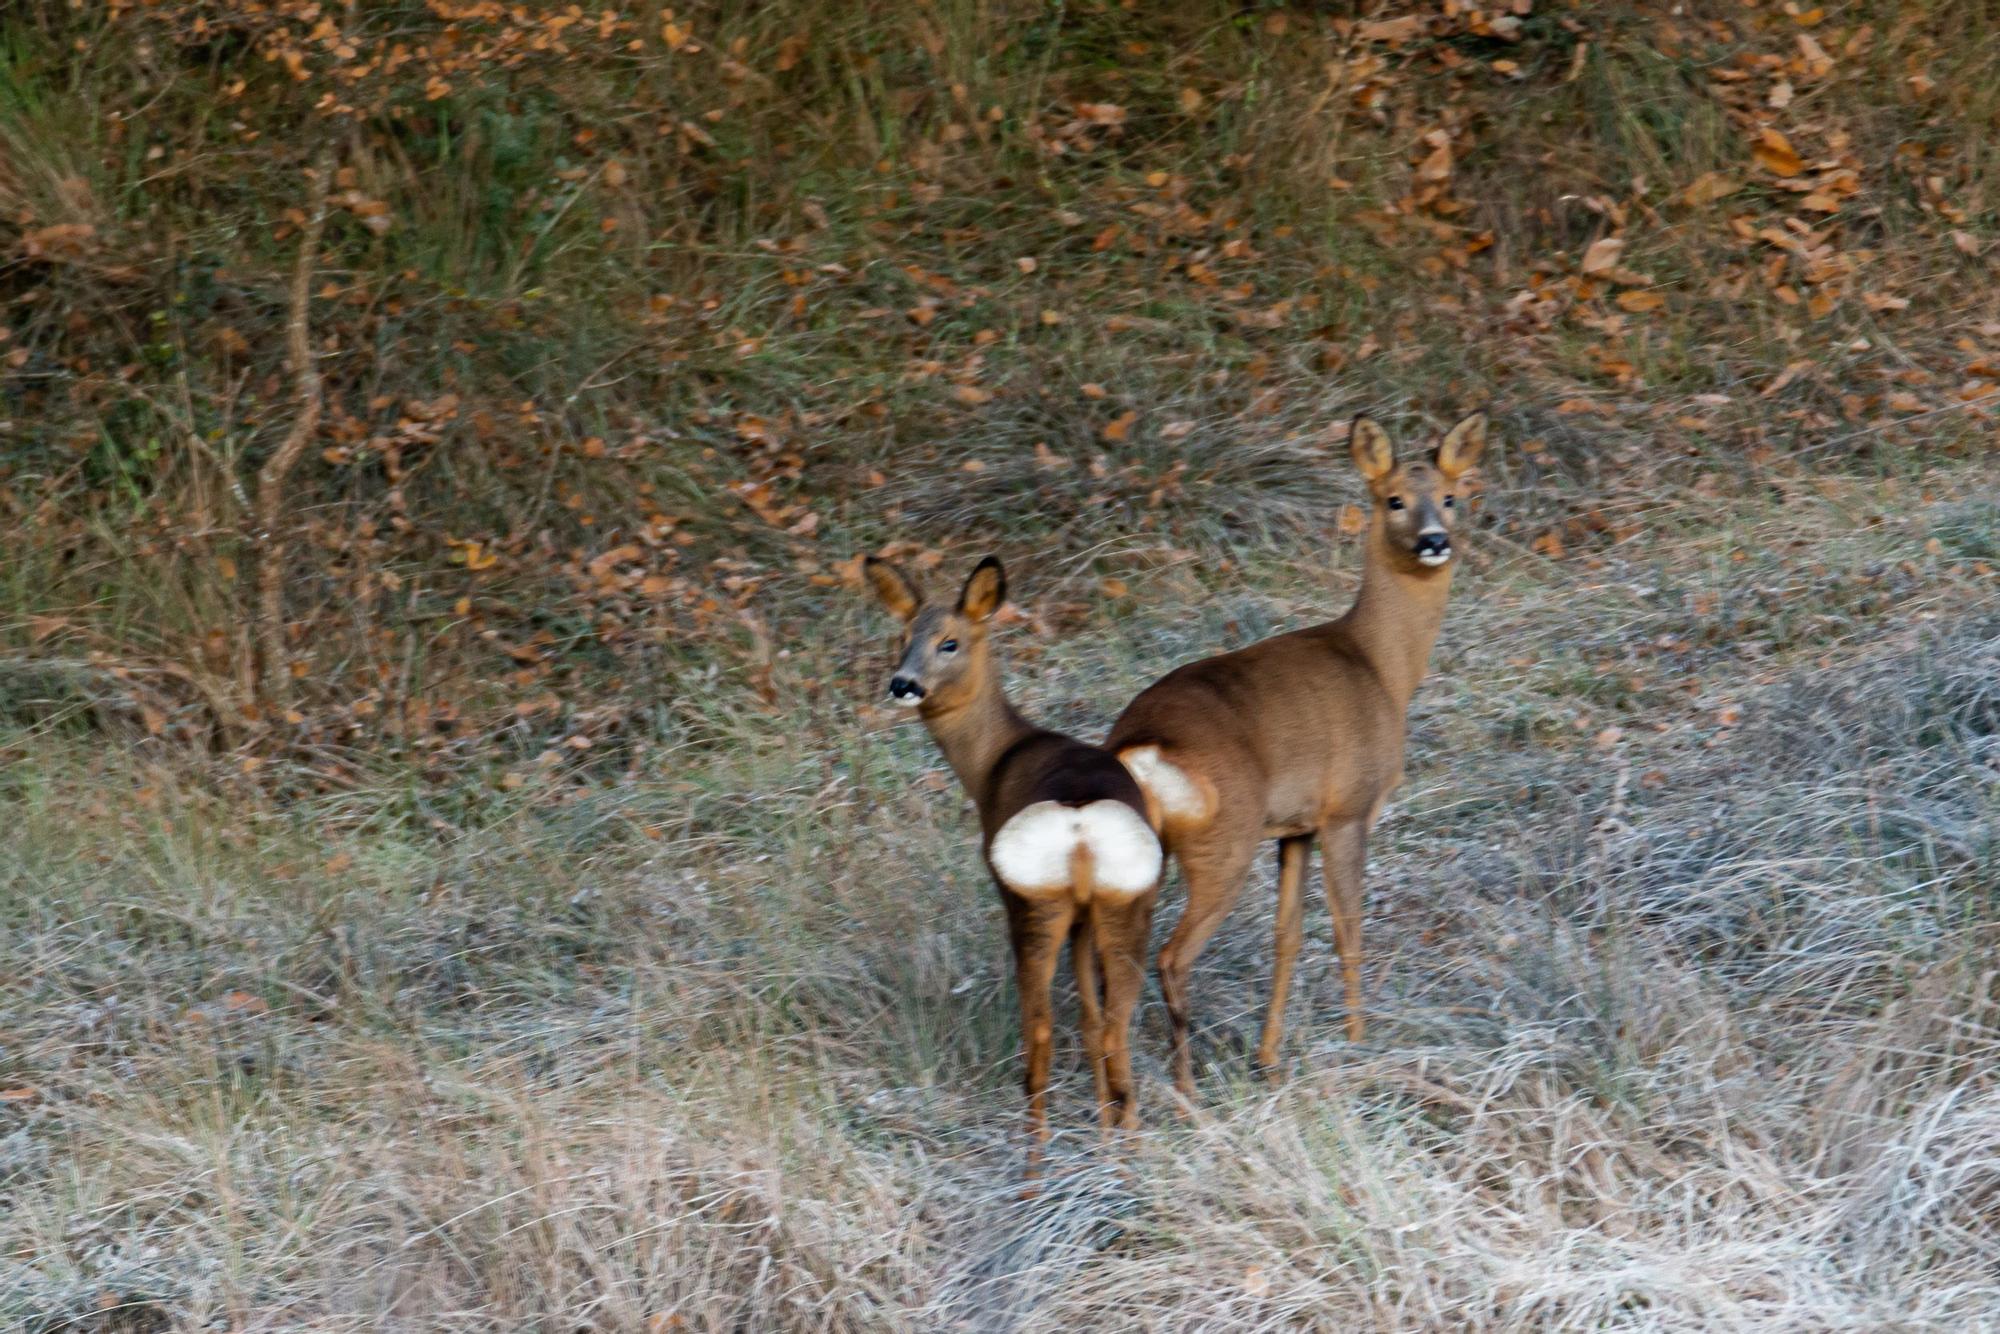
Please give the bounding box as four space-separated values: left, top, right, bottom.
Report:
1414 531 1450 557
889 676 925 700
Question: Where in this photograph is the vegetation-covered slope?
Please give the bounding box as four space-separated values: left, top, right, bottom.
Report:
2 3 1996 1328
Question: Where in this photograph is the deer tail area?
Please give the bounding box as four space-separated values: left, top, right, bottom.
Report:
988 799 1161 904
1069 843 1094 907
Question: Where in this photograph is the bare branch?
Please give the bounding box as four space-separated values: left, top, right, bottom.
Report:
252 145 336 716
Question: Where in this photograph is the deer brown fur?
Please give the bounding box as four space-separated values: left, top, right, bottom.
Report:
1107 413 1487 1098
863 555 1163 1144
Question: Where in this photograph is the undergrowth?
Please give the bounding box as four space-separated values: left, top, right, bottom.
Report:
2 2 1998 1329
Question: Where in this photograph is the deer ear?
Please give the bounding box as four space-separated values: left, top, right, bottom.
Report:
957 556 1006 623
863 556 922 623
1350 416 1395 482
1435 412 1487 479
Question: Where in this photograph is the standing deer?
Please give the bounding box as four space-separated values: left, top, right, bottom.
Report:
863 555 1163 1143
1108 413 1487 1099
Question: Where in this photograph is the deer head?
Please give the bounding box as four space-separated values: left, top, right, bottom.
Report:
862 555 1007 713
1349 412 1486 571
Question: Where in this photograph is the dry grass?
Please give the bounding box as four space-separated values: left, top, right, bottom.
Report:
6 0 2000 750
4 452 1995 1331
5 2 2000 1327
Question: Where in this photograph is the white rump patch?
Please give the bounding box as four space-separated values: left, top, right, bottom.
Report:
989 800 1161 899
1119 745 1209 821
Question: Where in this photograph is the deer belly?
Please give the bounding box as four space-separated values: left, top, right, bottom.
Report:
987 800 1162 900
1265 772 1324 834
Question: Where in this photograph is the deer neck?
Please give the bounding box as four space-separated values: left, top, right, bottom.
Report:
1338 517 1455 709
919 655 1035 803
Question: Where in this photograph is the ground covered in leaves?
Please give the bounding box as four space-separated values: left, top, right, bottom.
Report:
3 1 1999 1329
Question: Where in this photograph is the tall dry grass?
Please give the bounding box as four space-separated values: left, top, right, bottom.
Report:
4 1 1999 1328
4 453 1995 1329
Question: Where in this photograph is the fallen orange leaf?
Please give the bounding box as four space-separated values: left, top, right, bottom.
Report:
1680 172 1739 205
1752 128 1804 177
1356 15 1424 43
1580 237 1624 275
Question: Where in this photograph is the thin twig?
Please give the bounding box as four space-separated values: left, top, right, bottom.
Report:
253 145 336 714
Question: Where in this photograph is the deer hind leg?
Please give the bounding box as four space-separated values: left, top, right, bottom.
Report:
1320 817 1370 1042
1156 840 1258 1105
1070 912 1111 1122
1257 833 1315 1078
1090 890 1156 1131
1008 896 1076 1170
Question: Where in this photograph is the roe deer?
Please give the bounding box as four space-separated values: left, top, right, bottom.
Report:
1108 413 1487 1098
863 555 1163 1143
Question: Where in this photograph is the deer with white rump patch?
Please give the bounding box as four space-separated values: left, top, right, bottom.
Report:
863 555 1163 1144
1109 413 1487 1100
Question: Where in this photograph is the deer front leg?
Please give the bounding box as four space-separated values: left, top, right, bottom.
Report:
1257 833 1315 1078
1320 817 1370 1042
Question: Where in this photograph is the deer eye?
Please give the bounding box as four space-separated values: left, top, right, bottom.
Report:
1443 495 1456 508
938 639 958 654
1386 496 1405 511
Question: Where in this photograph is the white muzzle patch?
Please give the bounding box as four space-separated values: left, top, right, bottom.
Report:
988 799 1161 899
1417 551 1451 567
1119 745 1209 821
